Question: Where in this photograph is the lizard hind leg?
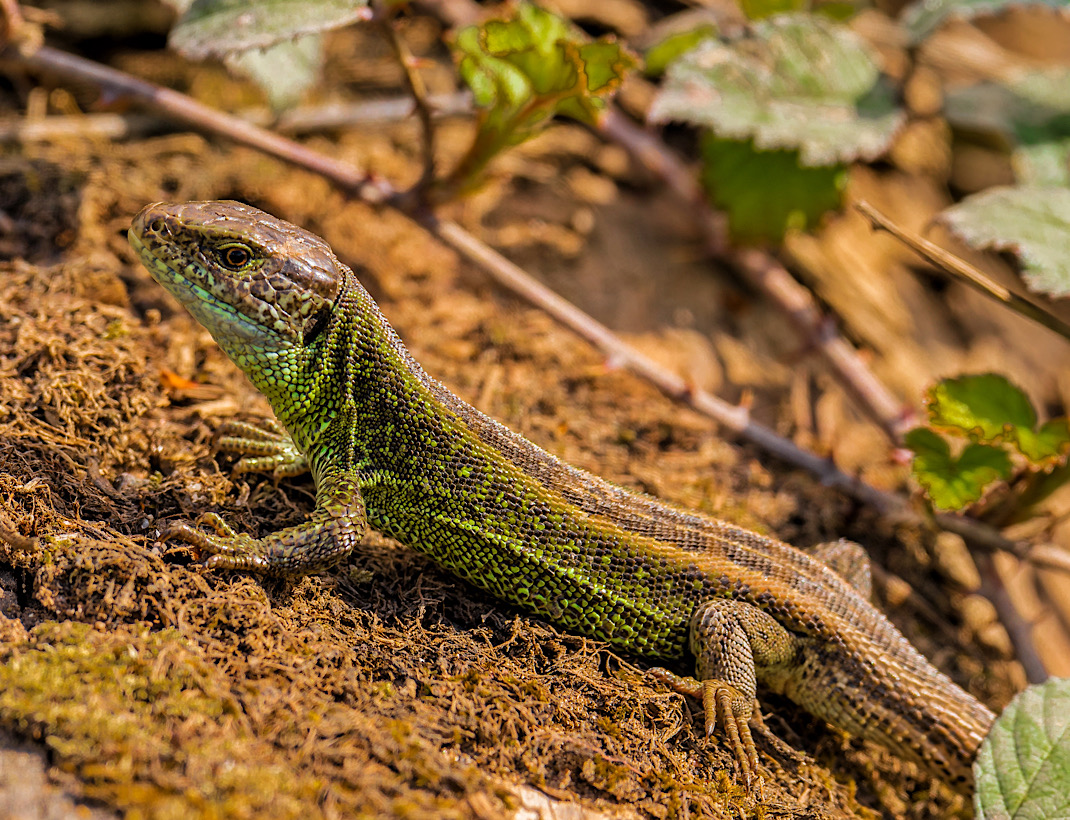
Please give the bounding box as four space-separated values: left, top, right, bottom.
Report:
653 598 802 789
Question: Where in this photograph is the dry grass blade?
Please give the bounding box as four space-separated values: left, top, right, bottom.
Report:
856 200 1070 343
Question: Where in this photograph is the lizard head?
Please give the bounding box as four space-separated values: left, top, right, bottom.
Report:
129 200 341 362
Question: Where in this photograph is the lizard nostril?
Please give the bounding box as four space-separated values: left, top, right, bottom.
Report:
148 218 166 233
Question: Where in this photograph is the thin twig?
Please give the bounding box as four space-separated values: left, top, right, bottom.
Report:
599 110 917 443
0 93 474 144
378 17 437 193
856 200 1070 343
275 92 471 134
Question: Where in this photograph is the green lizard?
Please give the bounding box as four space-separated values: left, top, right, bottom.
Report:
128 200 995 791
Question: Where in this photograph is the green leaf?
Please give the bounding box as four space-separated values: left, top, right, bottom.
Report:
975 678 1070 820
644 27 716 76
906 427 1012 510
224 35 322 111
739 0 809 20
445 3 636 195
455 3 636 129
170 0 369 61
649 15 903 166
939 186 1070 298
925 374 1070 465
700 136 847 243
903 0 1070 43
1014 140 1070 187
927 374 1037 441
1016 419 1070 463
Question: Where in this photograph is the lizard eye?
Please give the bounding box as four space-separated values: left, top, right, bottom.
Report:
219 244 253 270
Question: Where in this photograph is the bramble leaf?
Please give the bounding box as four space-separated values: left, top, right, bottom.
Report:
455 4 635 131
700 136 847 242
975 678 1070 820
446 3 636 195
224 36 323 111
939 186 1070 299
925 374 1070 465
648 14 903 166
905 427 1012 510
169 0 369 60
927 374 1036 440
1017 419 1070 463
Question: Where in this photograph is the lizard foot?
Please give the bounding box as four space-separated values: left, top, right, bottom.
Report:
650 667 763 794
156 483 366 575
158 512 273 572
215 418 308 478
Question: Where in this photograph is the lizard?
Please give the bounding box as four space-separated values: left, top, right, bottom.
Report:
128 199 996 792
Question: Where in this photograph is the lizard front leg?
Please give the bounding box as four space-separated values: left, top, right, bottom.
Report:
161 471 366 574
215 417 309 478
653 599 800 787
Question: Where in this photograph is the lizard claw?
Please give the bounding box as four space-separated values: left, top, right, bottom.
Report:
704 679 761 790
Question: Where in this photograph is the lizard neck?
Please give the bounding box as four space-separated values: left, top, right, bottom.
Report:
260 265 437 480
